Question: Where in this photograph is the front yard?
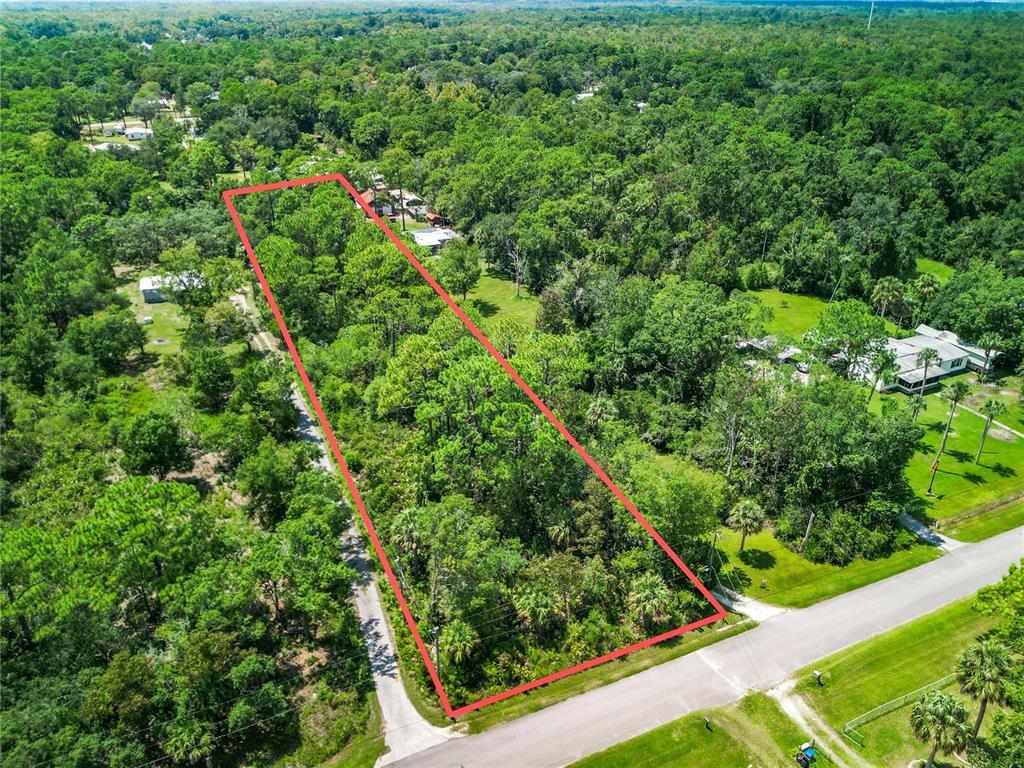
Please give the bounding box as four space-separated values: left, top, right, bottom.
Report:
715 527 941 608
795 596 998 767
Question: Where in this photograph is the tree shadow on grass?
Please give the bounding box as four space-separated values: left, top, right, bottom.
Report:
738 548 776 570
471 298 499 318
719 565 752 592
946 448 972 464
906 494 936 526
989 462 1018 478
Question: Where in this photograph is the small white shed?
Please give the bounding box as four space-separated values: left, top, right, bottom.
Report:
140 276 166 303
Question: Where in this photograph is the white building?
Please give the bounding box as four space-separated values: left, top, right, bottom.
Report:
125 127 153 141
140 276 166 303
878 324 995 394
412 228 459 253
90 142 140 153
140 272 205 304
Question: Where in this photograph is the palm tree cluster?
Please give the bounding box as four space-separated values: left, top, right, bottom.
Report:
867 273 944 328
910 640 1015 768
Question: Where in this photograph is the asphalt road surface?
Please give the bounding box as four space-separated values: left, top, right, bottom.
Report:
392 525 1023 767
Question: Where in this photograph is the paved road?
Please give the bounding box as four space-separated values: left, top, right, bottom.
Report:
392 526 1023 767
236 292 457 764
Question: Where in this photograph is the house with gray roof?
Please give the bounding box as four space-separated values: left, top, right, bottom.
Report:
876 324 996 394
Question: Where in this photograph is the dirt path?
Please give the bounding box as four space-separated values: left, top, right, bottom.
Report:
769 681 867 768
233 290 459 764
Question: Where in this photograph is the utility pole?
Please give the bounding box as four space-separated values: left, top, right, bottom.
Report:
867 0 876 31
798 511 816 553
707 529 720 583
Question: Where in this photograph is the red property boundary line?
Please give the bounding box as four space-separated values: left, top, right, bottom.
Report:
223 172 727 718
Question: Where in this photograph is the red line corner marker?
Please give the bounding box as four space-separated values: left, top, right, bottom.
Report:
223 173 728 718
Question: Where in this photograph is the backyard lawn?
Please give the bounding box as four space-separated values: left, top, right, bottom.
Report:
715 528 942 608
467 271 539 328
749 288 897 340
796 597 998 767
747 289 827 339
117 267 188 356
915 257 957 285
571 692 815 768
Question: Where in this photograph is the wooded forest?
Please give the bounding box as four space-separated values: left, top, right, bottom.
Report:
1 2 1022 766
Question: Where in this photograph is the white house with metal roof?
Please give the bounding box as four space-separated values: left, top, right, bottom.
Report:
411 227 459 253
140 272 205 304
879 324 995 394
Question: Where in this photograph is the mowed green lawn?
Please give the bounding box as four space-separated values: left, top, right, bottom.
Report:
572 692 813 768
748 289 827 339
117 268 188 356
884 389 1024 525
796 597 998 767
915 257 956 285
467 271 539 328
962 373 1024 434
716 527 941 608
749 289 897 340
944 499 1024 542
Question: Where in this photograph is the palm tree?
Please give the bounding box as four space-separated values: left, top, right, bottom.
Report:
909 393 928 422
957 640 1014 737
628 572 672 627
975 399 1008 466
440 619 479 666
545 509 575 548
515 586 558 633
927 380 971 495
910 690 972 768
871 276 904 321
389 507 423 555
914 273 941 306
916 347 940 397
867 347 898 404
977 332 1003 381
727 499 766 554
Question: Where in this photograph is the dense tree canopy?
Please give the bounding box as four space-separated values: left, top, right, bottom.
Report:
2 1 1022 762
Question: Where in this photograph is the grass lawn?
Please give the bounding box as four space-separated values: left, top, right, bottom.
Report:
571 692 814 768
943 498 1024 542
467 271 539 328
460 617 752 733
962 372 1024 434
117 267 189 356
885 388 1024 523
218 168 246 183
398 218 432 231
748 289 827 339
796 596 997 767
749 288 897 340
715 528 942 608
915 257 957 285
